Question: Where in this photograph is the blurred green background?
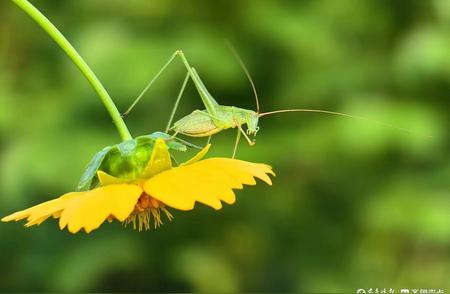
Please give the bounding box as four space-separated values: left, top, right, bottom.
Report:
0 0 449 292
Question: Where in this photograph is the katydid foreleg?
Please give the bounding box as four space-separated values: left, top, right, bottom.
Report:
232 129 241 159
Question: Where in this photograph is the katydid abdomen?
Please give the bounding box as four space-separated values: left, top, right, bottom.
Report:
171 110 222 137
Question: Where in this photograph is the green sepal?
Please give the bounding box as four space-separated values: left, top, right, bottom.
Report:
76 132 187 191
77 146 112 191
116 139 138 157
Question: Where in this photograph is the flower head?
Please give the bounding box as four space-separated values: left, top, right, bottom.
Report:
2 138 274 233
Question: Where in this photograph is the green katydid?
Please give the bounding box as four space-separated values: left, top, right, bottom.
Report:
123 48 426 158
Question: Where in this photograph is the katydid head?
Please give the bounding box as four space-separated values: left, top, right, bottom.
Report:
245 111 260 136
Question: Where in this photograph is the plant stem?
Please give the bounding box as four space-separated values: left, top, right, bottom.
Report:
11 0 132 141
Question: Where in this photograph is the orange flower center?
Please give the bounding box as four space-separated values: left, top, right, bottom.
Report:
124 192 174 231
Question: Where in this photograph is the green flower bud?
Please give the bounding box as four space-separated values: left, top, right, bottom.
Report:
77 132 187 191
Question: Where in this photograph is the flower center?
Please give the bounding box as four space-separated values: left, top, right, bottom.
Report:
124 193 174 231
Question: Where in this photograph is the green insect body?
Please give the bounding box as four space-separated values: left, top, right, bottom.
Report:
171 106 259 137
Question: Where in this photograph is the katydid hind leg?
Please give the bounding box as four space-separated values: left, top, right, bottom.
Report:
165 72 190 132
123 50 217 118
184 67 219 118
190 68 219 106
123 51 180 117
123 49 226 137
176 50 220 117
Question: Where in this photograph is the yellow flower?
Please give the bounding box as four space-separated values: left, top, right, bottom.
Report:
2 139 274 233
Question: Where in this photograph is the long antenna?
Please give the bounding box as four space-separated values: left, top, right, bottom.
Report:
259 109 432 138
225 40 260 113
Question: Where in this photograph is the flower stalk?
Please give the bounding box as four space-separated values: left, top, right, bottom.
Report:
11 0 132 141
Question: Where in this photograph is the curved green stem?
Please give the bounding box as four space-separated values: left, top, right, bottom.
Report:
11 0 132 141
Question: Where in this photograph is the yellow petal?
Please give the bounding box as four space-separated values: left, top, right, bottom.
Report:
97 171 129 186
2 185 143 234
143 158 275 211
141 138 172 178
180 144 211 166
59 184 142 233
2 193 78 226
2 198 62 222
